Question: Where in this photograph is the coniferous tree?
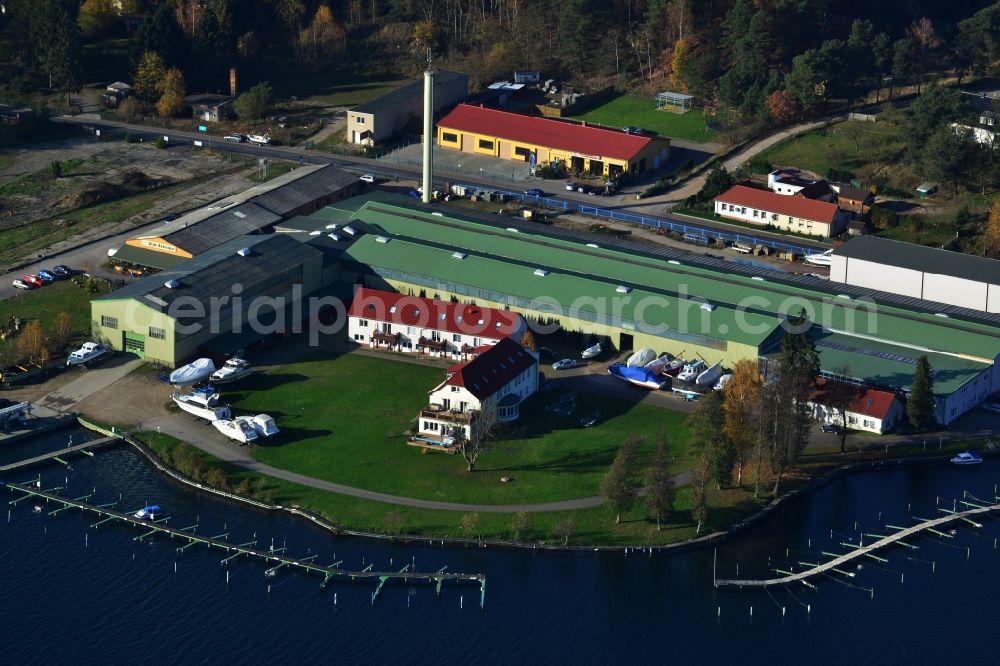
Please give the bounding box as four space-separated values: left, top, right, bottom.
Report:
600 434 643 524
907 356 936 431
645 431 675 531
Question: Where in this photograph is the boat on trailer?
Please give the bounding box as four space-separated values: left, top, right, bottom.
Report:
581 343 602 359
695 362 723 387
172 387 231 422
66 342 110 367
213 417 259 444
250 414 279 437
210 357 252 384
626 348 656 368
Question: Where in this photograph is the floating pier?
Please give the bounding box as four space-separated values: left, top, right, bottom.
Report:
716 498 1000 588
5 481 486 606
0 437 120 473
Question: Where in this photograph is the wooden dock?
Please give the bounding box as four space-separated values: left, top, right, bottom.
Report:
5 481 486 606
0 436 121 472
716 498 1000 589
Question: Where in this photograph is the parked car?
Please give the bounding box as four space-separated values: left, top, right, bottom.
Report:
12 279 35 290
524 188 544 197
53 265 72 277
360 173 376 184
565 182 577 191
223 133 244 143
22 275 44 287
622 126 648 135
552 359 578 370
820 423 840 433
37 269 57 282
538 346 557 359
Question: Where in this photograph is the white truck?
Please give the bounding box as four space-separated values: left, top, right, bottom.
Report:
247 133 271 146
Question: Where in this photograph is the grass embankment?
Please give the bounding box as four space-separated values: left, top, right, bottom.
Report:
571 94 717 143
137 431 760 547
228 353 695 505
0 178 208 267
0 279 103 339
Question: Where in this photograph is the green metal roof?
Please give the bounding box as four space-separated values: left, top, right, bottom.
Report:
335 198 1000 362
814 332 990 396
111 244 188 271
344 236 779 348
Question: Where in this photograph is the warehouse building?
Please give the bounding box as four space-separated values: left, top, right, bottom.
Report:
112 165 359 271
92 235 323 365
436 104 670 177
346 71 469 146
318 194 1000 425
830 236 1000 314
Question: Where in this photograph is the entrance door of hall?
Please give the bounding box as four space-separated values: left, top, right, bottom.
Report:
124 331 145 358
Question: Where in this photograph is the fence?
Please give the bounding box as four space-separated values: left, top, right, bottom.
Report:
450 184 821 256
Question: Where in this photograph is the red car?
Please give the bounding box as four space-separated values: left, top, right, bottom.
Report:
22 274 44 287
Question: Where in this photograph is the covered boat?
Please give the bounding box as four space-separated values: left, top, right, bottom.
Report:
644 355 673 374
626 348 656 368
608 363 666 390
581 343 602 359
169 358 216 386
695 362 723 387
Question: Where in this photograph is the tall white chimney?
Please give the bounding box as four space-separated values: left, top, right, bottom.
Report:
422 65 434 204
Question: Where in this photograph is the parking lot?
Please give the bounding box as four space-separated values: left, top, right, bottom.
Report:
378 142 536 185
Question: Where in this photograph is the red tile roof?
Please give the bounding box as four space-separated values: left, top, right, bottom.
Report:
437 104 659 162
445 337 537 400
812 379 900 420
716 185 840 224
348 288 522 338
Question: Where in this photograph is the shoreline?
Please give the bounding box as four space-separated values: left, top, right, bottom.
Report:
76 417 992 554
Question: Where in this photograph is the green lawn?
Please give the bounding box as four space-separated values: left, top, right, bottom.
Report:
0 279 102 339
571 94 717 143
0 150 15 171
140 431 760 546
757 120 905 180
228 353 694 505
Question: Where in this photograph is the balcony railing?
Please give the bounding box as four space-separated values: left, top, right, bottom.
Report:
420 408 476 423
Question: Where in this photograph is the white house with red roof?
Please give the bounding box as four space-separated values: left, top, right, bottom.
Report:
436 104 670 178
809 379 905 434
414 337 539 449
714 184 849 238
347 287 527 358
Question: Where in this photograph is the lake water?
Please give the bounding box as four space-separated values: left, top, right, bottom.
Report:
1 427 998 664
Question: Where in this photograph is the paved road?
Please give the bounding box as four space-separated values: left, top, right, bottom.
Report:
52 115 829 252
37 355 144 412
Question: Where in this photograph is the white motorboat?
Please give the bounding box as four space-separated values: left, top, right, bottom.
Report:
133 505 161 520
695 362 723 387
213 417 259 444
626 348 656 368
950 451 983 466
251 414 279 437
581 343 602 359
172 387 231 422
713 374 733 391
803 248 834 267
210 357 252 384
677 360 707 382
66 342 109 366
169 358 216 386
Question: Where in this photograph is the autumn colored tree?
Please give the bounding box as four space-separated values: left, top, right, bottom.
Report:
722 358 762 487
174 0 204 37
553 516 576 546
156 67 185 117
986 198 1000 258
133 50 166 103
670 38 691 91
300 4 346 60
16 320 46 365
49 312 73 349
766 89 799 125
519 330 537 352
237 31 260 58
